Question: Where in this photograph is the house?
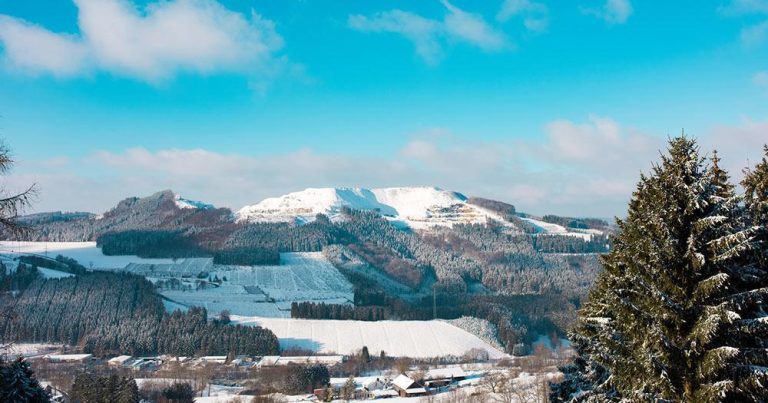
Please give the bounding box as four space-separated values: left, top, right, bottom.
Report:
391 374 428 397
43 354 93 363
363 378 387 392
422 366 468 388
107 355 134 367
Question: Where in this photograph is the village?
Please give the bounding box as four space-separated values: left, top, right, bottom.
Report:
12 343 568 402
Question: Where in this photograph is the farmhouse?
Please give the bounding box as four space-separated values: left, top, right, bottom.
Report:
391 374 428 397
422 366 468 388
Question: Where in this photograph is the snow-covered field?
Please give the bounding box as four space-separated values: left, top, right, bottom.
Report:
519 217 602 241
231 316 507 359
2 343 63 358
38 267 75 279
161 252 354 317
0 241 175 269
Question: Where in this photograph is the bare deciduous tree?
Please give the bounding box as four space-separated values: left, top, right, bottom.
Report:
0 142 37 235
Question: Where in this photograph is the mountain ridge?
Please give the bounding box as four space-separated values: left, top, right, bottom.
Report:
236 186 507 229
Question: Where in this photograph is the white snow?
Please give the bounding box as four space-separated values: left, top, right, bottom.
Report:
38 267 74 279
160 252 353 317
174 193 214 210
2 343 63 358
230 316 507 359
519 217 602 241
236 187 509 229
0 241 176 269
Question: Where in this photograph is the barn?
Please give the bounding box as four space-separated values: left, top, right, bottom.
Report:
391 374 428 397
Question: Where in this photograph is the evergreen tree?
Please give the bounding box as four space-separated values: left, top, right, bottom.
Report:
114 377 139 403
0 357 50 403
162 382 194 403
742 145 768 269
551 138 767 401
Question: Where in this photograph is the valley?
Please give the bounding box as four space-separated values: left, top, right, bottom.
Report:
0 186 608 402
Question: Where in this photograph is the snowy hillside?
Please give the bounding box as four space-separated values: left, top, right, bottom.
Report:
236 187 508 229
520 216 604 241
231 316 507 359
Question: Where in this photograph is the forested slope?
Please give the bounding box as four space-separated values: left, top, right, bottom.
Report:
0 271 279 357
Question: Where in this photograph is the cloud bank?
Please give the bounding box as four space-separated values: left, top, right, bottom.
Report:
9 115 767 219
0 0 284 82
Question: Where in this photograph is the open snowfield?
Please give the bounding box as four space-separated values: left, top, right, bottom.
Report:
162 252 353 317
38 267 75 279
519 217 602 241
3 343 63 358
0 241 175 269
231 316 507 359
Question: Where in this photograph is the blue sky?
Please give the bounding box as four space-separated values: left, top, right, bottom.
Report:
1 0 767 217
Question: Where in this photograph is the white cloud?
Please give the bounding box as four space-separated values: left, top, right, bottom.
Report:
440 0 507 51
541 115 659 169
348 10 442 64
349 1 507 64
703 118 768 175
719 0 768 15
0 16 89 77
583 0 633 24
754 70 768 88
740 20 768 47
497 0 549 33
0 0 284 82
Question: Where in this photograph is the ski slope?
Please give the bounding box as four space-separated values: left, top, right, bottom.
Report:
231 316 507 359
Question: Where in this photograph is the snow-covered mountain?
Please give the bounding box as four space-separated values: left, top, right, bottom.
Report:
236 187 508 229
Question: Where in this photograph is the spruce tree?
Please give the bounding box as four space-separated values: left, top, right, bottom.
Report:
0 357 50 403
742 145 768 269
551 138 767 401
115 377 139 403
